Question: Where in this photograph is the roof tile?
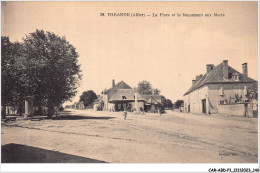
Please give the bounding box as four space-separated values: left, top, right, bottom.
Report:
184 62 257 95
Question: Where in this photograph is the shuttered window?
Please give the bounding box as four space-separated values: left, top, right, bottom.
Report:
219 87 224 96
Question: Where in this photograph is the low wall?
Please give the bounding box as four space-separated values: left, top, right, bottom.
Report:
218 103 254 117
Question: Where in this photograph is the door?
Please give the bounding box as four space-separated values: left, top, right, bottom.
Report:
202 99 206 114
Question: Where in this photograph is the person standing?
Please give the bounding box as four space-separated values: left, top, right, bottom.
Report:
123 109 127 120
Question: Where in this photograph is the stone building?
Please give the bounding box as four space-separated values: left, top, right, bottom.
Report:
95 80 164 112
142 95 165 113
100 80 135 111
109 89 144 112
183 60 257 116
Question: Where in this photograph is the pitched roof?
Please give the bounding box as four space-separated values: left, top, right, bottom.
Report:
104 81 132 99
142 95 163 104
109 89 144 102
184 61 257 96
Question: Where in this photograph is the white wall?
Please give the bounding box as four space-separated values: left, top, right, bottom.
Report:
184 83 256 115
218 103 255 117
183 86 208 114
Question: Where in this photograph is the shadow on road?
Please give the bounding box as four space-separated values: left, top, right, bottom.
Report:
53 115 115 120
51 110 116 120
1 143 107 163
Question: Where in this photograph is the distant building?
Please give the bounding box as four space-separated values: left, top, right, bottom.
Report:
109 88 144 112
142 95 165 113
183 60 257 116
95 80 165 112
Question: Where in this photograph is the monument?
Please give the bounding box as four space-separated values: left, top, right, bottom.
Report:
24 96 34 118
134 92 140 114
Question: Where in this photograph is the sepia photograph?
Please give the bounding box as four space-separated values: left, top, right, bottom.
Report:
1 1 259 172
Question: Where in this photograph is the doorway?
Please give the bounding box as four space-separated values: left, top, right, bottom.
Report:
202 99 206 114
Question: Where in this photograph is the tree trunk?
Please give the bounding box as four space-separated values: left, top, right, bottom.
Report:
19 103 23 116
7 106 10 115
2 104 6 119
48 102 54 118
38 105 43 115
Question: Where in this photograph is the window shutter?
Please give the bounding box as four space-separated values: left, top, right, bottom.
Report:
244 86 247 96
219 87 224 96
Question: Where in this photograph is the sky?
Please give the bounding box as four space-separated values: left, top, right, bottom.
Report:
1 1 258 104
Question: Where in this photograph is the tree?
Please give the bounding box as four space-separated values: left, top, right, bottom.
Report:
160 96 167 109
137 80 153 95
165 99 173 109
174 100 184 108
247 83 258 100
79 90 97 109
2 36 14 119
17 30 81 117
1 37 24 118
153 88 161 95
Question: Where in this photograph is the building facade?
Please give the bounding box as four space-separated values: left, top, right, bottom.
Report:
95 80 164 112
183 60 257 116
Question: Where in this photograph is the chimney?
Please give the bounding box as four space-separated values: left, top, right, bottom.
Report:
206 64 215 73
242 63 248 78
112 79 115 87
195 75 203 82
223 60 228 79
192 79 196 86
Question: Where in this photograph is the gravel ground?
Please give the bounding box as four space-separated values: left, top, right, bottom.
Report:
1 109 258 163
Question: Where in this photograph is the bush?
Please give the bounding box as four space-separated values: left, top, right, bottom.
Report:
97 100 104 111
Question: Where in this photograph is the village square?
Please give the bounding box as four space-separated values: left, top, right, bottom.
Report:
1 1 258 166
2 54 258 163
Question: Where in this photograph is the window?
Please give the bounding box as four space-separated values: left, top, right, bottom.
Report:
219 87 224 96
232 73 239 81
122 96 127 99
228 73 233 79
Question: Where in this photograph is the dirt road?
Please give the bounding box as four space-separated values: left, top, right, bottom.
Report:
1 109 258 163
